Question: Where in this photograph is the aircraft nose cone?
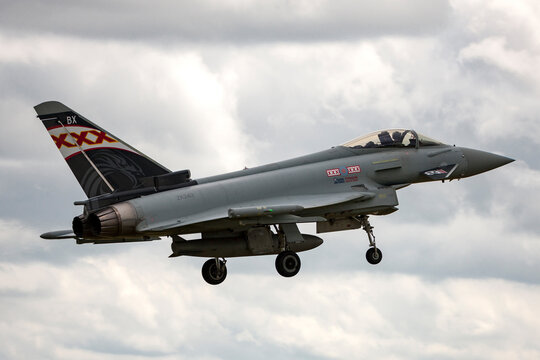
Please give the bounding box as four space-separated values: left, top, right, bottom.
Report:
461 147 514 177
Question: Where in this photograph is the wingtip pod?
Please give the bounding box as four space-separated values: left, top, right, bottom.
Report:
40 230 76 239
34 101 73 117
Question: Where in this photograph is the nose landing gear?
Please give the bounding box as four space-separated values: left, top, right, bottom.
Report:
366 247 382 265
354 215 383 265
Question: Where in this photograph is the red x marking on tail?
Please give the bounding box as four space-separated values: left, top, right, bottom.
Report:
89 130 117 144
70 131 95 146
51 130 117 149
51 134 76 149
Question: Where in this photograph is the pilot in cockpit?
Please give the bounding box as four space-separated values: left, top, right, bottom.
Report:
342 129 442 150
378 131 393 146
392 131 402 144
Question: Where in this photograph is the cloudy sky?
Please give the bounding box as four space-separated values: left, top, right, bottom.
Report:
1 0 539 359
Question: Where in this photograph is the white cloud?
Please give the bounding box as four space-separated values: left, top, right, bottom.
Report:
0 34 251 176
1 250 540 359
1 0 540 359
459 37 537 79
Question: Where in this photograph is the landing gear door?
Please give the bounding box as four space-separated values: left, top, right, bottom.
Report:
246 227 277 255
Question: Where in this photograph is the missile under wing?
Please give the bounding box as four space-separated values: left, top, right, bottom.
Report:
35 101 514 285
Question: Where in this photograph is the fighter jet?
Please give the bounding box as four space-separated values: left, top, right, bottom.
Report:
35 101 514 284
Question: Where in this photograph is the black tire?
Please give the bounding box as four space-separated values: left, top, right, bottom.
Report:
275 251 301 277
366 247 382 265
202 259 227 285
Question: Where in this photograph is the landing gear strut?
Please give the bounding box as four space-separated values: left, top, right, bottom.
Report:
274 224 302 278
202 258 227 285
355 215 383 265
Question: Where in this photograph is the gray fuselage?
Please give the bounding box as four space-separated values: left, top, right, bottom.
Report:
129 144 467 235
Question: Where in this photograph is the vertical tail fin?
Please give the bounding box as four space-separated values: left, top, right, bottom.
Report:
34 101 170 198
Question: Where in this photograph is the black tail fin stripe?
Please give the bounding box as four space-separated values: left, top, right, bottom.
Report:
54 120 116 193
35 101 170 198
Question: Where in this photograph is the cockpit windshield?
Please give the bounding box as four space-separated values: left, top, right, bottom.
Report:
342 129 444 149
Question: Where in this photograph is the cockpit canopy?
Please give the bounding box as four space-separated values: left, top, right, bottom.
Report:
342 129 444 149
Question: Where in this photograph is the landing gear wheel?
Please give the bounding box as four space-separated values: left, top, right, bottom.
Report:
275 251 301 277
202 258 227 285
366 247 382 265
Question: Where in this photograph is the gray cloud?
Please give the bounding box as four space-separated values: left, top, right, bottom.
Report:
1 0 540 359
0 0 450 43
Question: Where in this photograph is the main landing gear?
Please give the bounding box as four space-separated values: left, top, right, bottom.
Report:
275 250 301 277
200 224 304 285
355 215 382 265
202 258 227 285
274 224 302 278
201 250 302 285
